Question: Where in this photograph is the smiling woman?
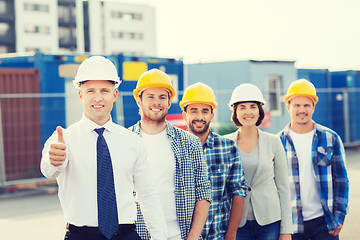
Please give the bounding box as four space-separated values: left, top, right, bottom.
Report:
224 83 292 240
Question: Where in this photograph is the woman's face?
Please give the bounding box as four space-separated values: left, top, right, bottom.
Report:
236 102 260 127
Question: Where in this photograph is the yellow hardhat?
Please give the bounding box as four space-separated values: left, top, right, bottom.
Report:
284 79 319 104
180 82 218 111
133 68 175 100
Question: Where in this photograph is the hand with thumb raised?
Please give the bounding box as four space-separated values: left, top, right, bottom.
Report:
49 126 66 166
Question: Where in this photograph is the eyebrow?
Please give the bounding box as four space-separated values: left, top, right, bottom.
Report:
190 107 210 111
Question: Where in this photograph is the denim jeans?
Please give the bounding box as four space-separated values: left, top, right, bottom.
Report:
236 220 280 240
292 216 339 240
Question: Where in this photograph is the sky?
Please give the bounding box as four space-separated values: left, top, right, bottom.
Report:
114 0 360 70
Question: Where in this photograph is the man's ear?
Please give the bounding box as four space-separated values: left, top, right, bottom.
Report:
182 111 187 121
286 102 290 113
168 98 172 108
136 95 141 107
113 89 118 102
78 90 83 100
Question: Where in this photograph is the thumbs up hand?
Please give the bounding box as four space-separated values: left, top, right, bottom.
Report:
49 126 66 166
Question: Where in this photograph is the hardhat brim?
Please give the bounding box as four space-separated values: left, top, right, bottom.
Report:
285 94 319 104
180 100 218 111
133 83 176 101
73 79 121 89
228 100 266 110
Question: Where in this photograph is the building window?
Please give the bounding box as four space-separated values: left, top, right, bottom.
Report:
267 75 282 116
134 32 143 40
0 1 6 14
25 25 50 34
0 45 8 53
111 31 143 40
25 47 50 52
133 13 143 20
122 13 134 21
121 51 144 56
58 5 75 22
111 11 143 21
59 27 71 42
0 23 9 36
24 3 49 12
111 31 122 38
111 11 122 18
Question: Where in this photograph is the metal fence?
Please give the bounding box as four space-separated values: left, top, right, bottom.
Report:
1 87 360 190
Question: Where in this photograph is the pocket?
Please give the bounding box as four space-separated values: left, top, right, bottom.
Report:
316 146 333 166
208 165 227 201
209 164 227 174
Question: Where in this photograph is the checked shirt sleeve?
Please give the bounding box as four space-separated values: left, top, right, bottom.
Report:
227 143 246 197
191 138 212 202
331 134 349 226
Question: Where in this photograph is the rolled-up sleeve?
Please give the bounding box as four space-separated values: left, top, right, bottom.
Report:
191 139 212 203
332 135 349 226
227 144 247 197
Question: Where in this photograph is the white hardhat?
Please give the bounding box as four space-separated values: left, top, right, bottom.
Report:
73 56 121 89
228 83 266 109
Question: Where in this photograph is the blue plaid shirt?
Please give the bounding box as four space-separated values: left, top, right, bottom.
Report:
201 131 246 240
129 121 212 240
279 122 349 234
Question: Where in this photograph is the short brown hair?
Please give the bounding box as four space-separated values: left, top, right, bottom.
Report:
231 101 265 127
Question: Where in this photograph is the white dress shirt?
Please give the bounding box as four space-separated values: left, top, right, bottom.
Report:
41 115 167 239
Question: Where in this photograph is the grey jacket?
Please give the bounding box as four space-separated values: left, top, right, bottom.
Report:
224 129 293 234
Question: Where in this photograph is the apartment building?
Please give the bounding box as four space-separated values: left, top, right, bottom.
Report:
0 0 156 55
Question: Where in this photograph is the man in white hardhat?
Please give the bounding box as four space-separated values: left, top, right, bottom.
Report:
180 82 247 240
41 56 167 240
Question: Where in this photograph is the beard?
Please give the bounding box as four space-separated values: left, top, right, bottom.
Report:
141 108 168 124
188 120 210 135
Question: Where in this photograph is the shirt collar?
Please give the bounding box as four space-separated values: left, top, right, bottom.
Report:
133 120 175 139
203 130 214 148
283 121 320 136
80 114 115 133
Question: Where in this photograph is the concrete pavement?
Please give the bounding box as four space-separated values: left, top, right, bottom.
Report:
0 148 359 239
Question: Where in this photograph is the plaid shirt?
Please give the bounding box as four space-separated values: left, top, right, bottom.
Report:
279 122 349 233
201 131 246 240
129 121 212 240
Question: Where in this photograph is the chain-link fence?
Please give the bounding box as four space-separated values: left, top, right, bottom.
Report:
1 87 360 190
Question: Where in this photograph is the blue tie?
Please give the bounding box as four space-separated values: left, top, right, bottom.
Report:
95 128 119 240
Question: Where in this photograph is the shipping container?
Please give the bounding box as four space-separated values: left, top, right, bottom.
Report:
0 52 184 187
0 68 41 181
0 52 80 147
330 71 360 144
